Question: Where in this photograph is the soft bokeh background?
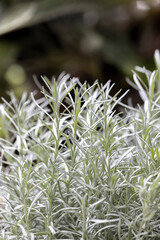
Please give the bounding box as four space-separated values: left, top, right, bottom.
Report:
0 0 160 104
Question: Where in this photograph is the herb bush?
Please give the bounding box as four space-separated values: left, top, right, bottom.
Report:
1 51 160 239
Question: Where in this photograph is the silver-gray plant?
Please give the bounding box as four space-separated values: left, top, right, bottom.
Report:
0 51 160 239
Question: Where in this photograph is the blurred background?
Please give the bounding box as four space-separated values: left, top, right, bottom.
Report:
0 0 160 104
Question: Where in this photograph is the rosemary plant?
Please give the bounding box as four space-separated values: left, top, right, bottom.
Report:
1 51 160 239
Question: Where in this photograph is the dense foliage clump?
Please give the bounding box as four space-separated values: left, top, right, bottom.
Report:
1 51 160 239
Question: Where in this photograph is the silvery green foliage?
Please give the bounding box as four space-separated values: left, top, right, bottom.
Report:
0 51 160 239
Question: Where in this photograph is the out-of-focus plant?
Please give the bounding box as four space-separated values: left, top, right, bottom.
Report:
0 0 160 102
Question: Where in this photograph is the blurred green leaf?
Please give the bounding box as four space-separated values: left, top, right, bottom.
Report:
0 0 137 35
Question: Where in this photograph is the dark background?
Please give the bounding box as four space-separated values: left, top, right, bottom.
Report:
0 0 160 105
